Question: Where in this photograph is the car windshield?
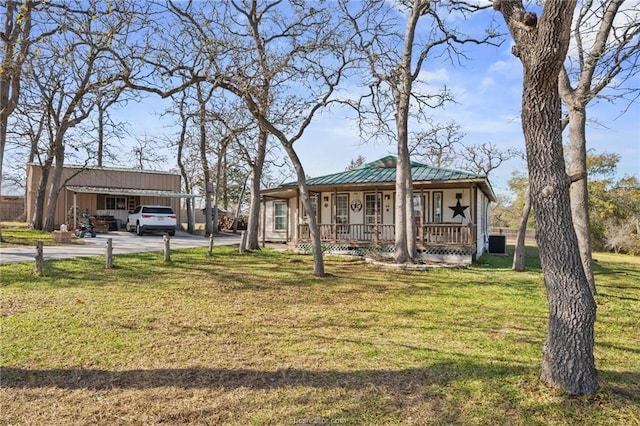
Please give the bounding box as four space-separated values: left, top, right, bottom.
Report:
142 207 174 214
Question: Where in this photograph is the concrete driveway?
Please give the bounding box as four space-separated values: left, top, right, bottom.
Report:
0 231 241 264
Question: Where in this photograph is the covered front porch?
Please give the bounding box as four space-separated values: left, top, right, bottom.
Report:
294 222 477 263
259 156 496 261
299 222 475 249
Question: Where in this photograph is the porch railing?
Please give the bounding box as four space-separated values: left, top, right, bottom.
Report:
298 223 474 245
419 223 474 245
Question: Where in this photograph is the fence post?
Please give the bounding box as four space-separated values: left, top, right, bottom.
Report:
34 240 44 275
105 238 113 269
239 231 246 254
207 233 214 257
163 234 171 262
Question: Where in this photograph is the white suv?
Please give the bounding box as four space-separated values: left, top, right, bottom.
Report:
127 205 177 236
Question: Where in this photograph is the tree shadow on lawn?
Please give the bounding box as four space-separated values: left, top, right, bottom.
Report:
0 361 531 391
2 364 637 403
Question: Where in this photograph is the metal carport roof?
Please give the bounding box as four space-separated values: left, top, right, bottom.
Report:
66 185 199 198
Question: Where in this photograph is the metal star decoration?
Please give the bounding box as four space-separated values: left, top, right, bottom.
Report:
449 200 469 219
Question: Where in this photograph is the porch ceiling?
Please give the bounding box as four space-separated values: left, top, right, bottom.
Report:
66 185 199 198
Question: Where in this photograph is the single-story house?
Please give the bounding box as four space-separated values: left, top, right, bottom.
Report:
26 164 196 229
260 156 496 261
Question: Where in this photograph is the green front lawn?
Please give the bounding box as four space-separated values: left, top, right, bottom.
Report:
1 246 638 425
0 223 86 248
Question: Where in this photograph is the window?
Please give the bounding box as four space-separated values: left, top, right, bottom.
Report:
336 194 349 233
142 206 175 215
336 194 348 224
106 196 127 210
433 192 443 223
274 201 287 231
365 193 381 225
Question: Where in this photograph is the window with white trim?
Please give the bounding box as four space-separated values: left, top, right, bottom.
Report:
274 201 287 231
336 194 349 233
336 194 348 224
433 192 443 223
365 193 381 225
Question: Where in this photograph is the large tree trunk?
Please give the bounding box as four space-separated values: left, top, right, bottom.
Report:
394 140 411 263
567 106 596 295
176 141 194 234
197 84 213 236
281 142 325 277
512 184 531 271
245 129 267 250
43 138 65 232
0 1 30 241
496 0 597 395
526 81 597 395
522 21 597 398
393 2 422 264
31 155 54 230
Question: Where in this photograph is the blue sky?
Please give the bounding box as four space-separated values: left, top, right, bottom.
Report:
112 3 639 197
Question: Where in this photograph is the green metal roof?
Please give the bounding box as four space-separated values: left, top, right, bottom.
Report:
263 156 496 201
303 155 483 186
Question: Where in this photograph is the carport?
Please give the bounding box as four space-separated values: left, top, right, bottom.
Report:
66 185 199 229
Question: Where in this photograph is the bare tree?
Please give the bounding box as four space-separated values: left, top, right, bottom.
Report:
494 0 598 395
211 0 365 276
456 142 518 176
207 103 255 235
410 120 464 168
0 1 58 237
13 1 147 230
559 0 640 296
130 134 168 170
92 88 129 167
348 0 499 263
170 92 196 233
194 82 217 236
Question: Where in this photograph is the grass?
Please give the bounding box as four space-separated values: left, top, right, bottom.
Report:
0 244 638 425
0 222 86 248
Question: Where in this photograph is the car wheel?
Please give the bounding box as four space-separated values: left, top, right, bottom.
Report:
136 223 143 236
168 230 175 236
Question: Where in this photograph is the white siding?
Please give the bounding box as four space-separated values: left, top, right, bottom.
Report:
476 189 491 256
263 200 288 242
